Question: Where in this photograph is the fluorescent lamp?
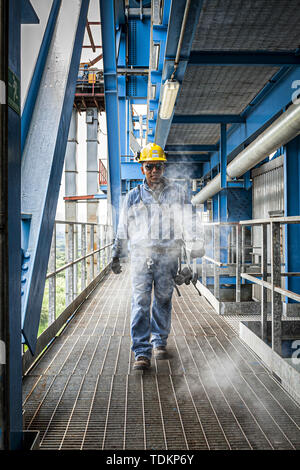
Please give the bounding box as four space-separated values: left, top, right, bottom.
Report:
159 80 180 120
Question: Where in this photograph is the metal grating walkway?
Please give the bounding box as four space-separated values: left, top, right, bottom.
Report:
23 267 300 450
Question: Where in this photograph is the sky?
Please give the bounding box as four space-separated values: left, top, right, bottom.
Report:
21 0 108 223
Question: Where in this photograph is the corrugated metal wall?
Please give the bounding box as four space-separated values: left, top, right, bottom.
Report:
252 155 284 300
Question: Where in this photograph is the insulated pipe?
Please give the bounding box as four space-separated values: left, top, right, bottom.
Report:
192 103 300 205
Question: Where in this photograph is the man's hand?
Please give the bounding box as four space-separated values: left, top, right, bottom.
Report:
190 241 205 259
111 257 122 274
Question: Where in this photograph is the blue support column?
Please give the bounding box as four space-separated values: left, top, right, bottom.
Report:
212 195 219 222
3 0 37 450
7 0 22 450
220 123 227 189
284 137 300 301
218 191 227 222
126 99 130 155
99 0 122 230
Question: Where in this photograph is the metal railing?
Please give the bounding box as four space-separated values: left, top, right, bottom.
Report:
240 216 300 354
199 217 300 356
23 220 113 373
201 221 257 302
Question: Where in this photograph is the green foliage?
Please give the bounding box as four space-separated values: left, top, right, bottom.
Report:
38 230 108 338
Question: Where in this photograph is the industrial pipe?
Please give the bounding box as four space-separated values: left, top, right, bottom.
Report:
192 102 300 205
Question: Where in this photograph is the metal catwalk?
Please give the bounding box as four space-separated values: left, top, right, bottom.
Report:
23 268 300 450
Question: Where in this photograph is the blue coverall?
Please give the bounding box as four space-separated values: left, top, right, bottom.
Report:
112 177 192 360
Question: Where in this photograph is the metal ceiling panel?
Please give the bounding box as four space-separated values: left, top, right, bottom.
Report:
193 0 300 52
174 65 279 116
166 0 300 148
167 123 221 145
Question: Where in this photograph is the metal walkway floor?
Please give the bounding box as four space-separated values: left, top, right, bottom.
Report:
23 267 300 450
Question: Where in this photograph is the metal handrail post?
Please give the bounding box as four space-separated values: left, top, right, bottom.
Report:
261 223 268 341
202 227 207 286
271 221 282 354
97 225 100 275
73 223 78 300
81 224 87 291
100 224 105 269
214 225 220 299
236 225 242 302
90 224 95 281
48 225 56 325
66 223 74 306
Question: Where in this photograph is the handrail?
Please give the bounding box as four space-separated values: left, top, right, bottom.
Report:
241 273 300 303
200 217 300 357
46 242 113 279
240 215 300 225
23 220 114 374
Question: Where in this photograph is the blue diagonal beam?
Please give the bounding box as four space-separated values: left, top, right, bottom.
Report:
21 0 61 154
21 0 89 354
155 0 204 148
99 0 122 231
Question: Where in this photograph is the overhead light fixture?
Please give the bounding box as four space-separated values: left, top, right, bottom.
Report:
159 80 180 120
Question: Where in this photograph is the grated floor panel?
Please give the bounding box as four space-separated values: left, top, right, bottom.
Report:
23 267 300 450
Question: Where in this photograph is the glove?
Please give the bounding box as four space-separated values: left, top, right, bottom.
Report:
190 241 205 259
111 257 122 274
174 267 192 285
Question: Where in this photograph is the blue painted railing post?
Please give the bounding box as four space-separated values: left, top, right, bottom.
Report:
21 0 61 155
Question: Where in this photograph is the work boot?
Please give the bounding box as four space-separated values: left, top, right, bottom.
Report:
133 356 151 370
153 346 168 360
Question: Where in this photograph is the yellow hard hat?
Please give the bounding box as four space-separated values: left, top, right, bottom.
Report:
138 143 167 162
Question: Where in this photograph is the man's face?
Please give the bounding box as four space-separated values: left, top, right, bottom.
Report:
141 162 165 187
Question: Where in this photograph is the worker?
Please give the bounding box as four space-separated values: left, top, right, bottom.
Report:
111 143 204 370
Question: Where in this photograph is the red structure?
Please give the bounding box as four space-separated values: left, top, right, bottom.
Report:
99 159 107 186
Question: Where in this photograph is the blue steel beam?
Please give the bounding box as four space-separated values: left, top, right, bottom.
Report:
154 0 204 148
5 0 23 450
220 123 227 189
172 114 245 124
100 0 122 230
188 51 300 66
21 0 89 354
2 0 40 450
21 0 39 23
21 0 61 154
